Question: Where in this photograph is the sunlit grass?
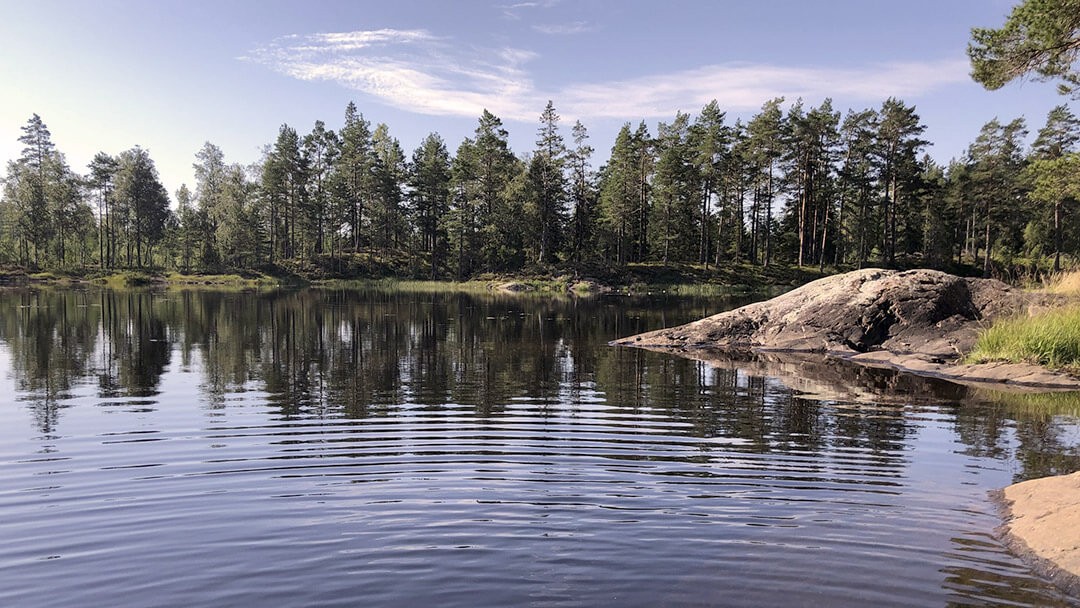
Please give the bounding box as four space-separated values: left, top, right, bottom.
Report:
967 306 1080 370
1043 269 1080 296
163 272 281 287
311 277 787 298
314 277 579 295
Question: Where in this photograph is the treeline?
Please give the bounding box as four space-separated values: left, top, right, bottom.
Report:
2 98 1079 279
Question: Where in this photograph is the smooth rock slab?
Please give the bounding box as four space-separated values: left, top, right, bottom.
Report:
995 471 1080 597
612 268 1080 390
613 268 1059 357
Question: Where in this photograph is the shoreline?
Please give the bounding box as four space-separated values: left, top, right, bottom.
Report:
991 472 1080 599
0 269 796 296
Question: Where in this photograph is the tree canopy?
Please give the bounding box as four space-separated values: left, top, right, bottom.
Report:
3 95 1080 280
969 0 1080 97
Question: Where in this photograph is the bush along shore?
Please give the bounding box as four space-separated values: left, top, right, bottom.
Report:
0 260 837 294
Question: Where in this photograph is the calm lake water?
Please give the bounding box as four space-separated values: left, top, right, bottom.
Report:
1 286 1079 607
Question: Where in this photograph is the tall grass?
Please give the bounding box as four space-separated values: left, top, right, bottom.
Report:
968 306 1080 369
1044 269 1080 296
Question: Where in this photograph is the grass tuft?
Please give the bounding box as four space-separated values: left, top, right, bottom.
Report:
967 306 1080 370
1044 269 1080 296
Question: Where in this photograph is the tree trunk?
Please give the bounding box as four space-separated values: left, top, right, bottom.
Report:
1054 199 1062 272
819 196 829 273
983 200 992 278
764 162 773 267
797 163 807 267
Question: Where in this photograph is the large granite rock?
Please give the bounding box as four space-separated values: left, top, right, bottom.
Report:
612 268 1080 390
614 268 1058 359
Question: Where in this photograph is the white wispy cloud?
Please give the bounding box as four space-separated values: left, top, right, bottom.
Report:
498 0 563 20
244 30 971 122
245 29 538 118
532 21 594 35
559 60 972 118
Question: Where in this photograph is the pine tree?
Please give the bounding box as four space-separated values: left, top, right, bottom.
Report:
1028 154 1080 269
785 99 840 267
302 120 338 259
193 142 228 267
969 0 1080 97
567 120 595 264
88 152 119 268
1029 105 1080 269
689 100 729 266
175 184 197 270
651 112 695 266
597 124 636 265
410 133 451 279
451 110 522 273
370 123 407 256
967 117 1028 276
836 109 878 267
528 101 567 264
746 98 786 266
336 102 375 252
875 98 927 265
629 122 654 262
114 147 171 267
261 125 306 262
13 114 57 266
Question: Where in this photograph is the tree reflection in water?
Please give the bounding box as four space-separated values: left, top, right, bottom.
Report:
1 285 1078 483
2 285 1080 606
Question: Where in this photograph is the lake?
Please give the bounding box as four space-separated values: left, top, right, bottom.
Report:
1 286 1078 607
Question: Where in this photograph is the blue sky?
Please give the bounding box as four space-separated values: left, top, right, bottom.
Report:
0 0 1073 200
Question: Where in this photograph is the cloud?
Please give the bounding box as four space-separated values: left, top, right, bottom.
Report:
245 30 971 122
245 29 538 118
532 21 594 35
559 60 972 118
498 0 563 19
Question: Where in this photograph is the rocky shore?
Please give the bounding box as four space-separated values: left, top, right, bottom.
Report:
993 472 1080 597
611 267 1080 390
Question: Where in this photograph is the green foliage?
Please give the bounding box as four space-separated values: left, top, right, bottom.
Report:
114 147 172 267
651 111 695 265
5 92 1080 287
969 0 1080 97
968 305 1080 368
410 132 451 279
1 114 92 268
566 120 596 263
448 109 525 277
524 101 568 264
